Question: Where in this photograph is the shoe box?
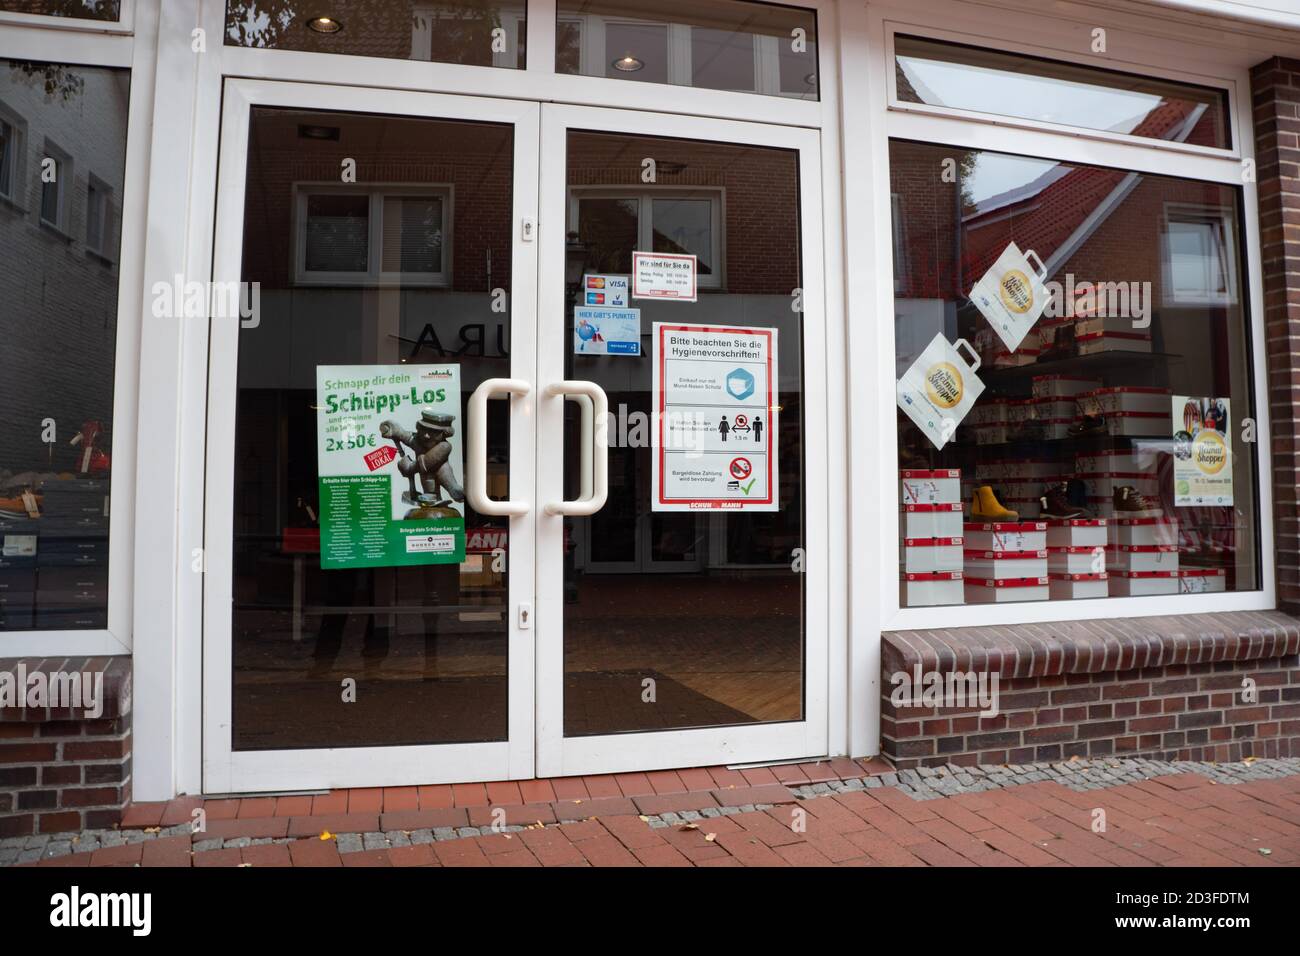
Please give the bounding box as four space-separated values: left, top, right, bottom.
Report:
1077 386 1171 417
900 469 961 505
1104 410 1170 437
988 345 1041 368
901 570 965 607
973 422 1011 445
1075 448 1159 474
900 469 964 605
34 565 109 628
1046 518 1107 548
1049 572 1109 600
1108 543 1179 573
1076 330 1152 355
1032 375 1101 399
1048 545 1107 574
1046 519 1109 574
965 575 1050 603
1108 569 1179 596
0 556 36 629
964 520 1047 552
965 548 1048 579
901 502 963 539
1113 516 1180 547
1179 568 1227 593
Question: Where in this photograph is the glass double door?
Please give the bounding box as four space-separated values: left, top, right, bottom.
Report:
203 81 828 793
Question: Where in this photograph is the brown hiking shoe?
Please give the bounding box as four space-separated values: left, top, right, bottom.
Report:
1040 482 1088 519
1113 485 1163 518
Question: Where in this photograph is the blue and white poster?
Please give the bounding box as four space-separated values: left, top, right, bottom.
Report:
574 306 642 355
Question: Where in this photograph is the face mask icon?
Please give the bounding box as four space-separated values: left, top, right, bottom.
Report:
726 368 755 401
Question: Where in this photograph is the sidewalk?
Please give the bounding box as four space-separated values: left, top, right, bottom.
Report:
7 757 1300 867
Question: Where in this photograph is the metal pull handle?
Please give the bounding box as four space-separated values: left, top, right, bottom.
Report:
544 380 609 517
467 378 531 517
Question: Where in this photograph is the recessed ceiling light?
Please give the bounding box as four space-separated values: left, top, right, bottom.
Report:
307 16 343 34
612 55 644 72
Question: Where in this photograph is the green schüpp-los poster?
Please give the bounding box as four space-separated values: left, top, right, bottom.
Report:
315 364 466 569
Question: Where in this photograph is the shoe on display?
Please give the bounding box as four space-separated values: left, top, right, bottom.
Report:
1113 485 1164 518
1068 414 1107 437
1040 324 1077 363
971 484 1019 521
1039 482 1088 519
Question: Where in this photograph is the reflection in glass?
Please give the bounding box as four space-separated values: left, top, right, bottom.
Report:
225 0 527 69
0 58 129 632
890 140 1258 608
230 108 515 749
895 35 1231 150
563 130 805 736
557 0 819 100
0 1 120 20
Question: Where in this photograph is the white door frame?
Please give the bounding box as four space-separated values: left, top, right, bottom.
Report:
201 78 540 793
534 103 831 777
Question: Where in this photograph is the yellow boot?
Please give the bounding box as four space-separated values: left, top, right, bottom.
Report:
971 485 1018 521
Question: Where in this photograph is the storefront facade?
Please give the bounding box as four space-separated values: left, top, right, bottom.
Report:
1 0 1298 830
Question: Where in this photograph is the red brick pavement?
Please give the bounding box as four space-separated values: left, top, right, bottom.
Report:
24 767 1300 868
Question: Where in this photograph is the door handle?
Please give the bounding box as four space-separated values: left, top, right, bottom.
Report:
544 380 609 516
467 378 531 517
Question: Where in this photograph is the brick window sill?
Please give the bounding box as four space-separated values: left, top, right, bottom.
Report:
883 610 1300 679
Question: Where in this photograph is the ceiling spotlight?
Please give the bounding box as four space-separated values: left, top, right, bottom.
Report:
307 16 343 34
612 54 644 72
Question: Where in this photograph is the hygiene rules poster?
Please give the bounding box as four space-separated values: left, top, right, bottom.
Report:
316 365 466 569
652 323 778 511
1172 395 1233 506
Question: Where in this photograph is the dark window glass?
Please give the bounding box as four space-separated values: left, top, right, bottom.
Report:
563 130 806 734
557 0 819 100
0 1 120 21
0 59 130 633
895 35 1232 150
891 140 1258 608
230 108 515 750
224 1 527 69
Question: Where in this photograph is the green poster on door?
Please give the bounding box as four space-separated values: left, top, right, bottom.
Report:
315 364 466 570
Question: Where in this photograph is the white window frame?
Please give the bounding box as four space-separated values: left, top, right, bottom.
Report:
85 170 113 258
0 1 151 659
291 182 453 288
850 4 1276 643
0 100 26 206
1161 202 1238 307
0 0 135 35
39 137 73 234
568 185 725 289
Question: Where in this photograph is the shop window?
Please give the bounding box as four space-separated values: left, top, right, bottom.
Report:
0 1 121 21
39 139 71 233
891 140 1259 609
1163 205 1236 306
0 110 23 203
85 173 111 258
570 187 722 287
893 34 1232 151
0 58 130 634
295 185 451 287
224 0 527 70
556 0 819 100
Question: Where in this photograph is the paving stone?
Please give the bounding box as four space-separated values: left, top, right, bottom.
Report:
410 829 434 845
223 837 251 849
43 842 72 859
433 828 458 841
17 849 43 864
388 831 411 847
24 835 50 849
335 833 363 854
194 838 222 852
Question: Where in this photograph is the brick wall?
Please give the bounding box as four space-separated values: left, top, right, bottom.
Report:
881 611 1300 769
0 657 131 837
1251 57 1300 613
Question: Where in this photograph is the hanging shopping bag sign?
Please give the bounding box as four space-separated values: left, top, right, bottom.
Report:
896 333 985 450
969 242 1049 352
